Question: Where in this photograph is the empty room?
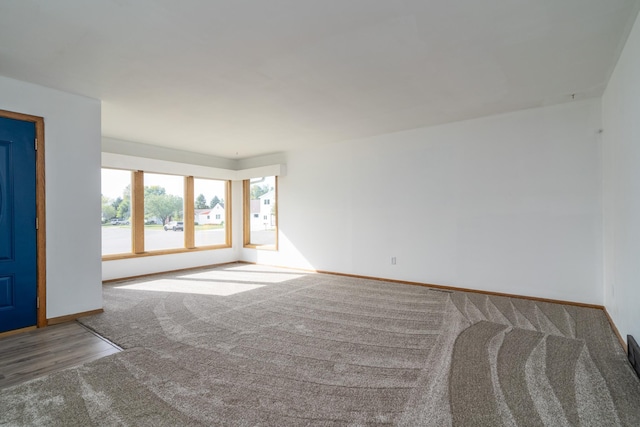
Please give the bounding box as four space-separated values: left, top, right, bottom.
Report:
1 1 640 425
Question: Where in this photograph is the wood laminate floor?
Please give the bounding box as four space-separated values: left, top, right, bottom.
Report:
0 322 121 389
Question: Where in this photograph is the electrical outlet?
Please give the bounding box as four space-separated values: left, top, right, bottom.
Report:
391 257 396 265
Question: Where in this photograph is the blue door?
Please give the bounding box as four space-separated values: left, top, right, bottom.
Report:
0 116 37 333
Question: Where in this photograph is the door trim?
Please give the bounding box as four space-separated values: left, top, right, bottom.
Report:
0 109 46 328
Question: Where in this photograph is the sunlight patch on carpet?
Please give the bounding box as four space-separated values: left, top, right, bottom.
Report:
115 279 265 296
178 270 306 283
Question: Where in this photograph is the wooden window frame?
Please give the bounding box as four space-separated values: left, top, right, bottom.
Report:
101 172 231 261
243 177 278 250
184 176 195 249
132 170 145 253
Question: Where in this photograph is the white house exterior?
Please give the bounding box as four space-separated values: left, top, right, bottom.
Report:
249 190 276 230
249 200 262 230
195 204 225 225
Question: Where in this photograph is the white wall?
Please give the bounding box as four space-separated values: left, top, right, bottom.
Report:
101 246 238 281
602 11 640 343
103 137 237 170
243 99 604 304
0 76 102 319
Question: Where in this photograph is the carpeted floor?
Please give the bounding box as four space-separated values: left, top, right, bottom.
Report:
1 263 639 426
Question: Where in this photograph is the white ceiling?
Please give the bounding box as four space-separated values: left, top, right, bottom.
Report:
1 1 639 159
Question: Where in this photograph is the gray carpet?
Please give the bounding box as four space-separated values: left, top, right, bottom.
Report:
1 263 639 426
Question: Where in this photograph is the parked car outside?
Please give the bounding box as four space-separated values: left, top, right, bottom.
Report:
164 221 184 231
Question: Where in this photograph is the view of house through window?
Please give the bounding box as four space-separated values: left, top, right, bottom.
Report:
194 178 228 247
101 168 133 255
244 176 277 248
144 173 185 252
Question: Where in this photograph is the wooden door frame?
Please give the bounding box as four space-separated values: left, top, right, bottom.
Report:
0 109 46 328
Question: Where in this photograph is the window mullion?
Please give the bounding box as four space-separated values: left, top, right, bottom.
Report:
243 180 250 246
185 176 195 249
225 180 232 246
132 170 145 253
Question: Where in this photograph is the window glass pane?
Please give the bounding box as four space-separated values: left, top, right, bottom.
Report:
101 168 132 255
247 176 277 247
144 173 184 251
194 178 228 247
